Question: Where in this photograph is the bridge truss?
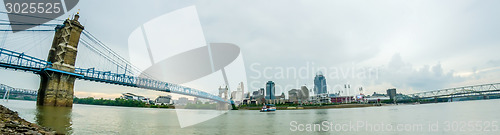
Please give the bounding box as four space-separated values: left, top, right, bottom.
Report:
408 83 500 99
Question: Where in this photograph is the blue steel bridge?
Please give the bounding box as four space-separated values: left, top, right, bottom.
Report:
0 16 228 104
0 47 225 102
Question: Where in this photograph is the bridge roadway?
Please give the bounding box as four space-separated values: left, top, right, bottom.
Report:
0 47 228 103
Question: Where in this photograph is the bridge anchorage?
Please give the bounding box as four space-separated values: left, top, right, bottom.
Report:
38 14 84 107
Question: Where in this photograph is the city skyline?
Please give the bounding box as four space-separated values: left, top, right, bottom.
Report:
0 1 499 134
0 0 499 100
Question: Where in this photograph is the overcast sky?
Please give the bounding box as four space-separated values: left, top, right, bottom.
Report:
1 0 499 99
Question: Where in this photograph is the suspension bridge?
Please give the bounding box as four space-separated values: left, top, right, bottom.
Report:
0 14 229 107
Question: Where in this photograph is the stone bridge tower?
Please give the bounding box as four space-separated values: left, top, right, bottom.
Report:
37 14 84 107
217 86 229 110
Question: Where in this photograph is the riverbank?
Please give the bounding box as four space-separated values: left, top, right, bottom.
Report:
73 97 175 109
0 105 54 135
238 103 382 110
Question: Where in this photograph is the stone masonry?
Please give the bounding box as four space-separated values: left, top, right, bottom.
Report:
37 14 84 107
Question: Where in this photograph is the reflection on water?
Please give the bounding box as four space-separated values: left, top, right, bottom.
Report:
36 106 73 134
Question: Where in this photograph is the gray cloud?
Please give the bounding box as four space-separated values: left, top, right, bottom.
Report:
379 53 464 91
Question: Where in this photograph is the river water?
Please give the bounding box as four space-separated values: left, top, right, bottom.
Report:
1 99 499 135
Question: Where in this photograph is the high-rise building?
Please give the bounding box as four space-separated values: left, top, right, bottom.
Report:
231 82 244 105
289 86 310 103
288 89 301 102
266 81 276 100
238 82 245 101
387 88 397 103
301 85 310 100
259 88 265 95
314 72 327 95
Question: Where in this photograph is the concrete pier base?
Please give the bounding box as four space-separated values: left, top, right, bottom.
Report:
37 72 76 107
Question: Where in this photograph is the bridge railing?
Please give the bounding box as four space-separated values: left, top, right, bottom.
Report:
0 47 52 72
74 67 227 103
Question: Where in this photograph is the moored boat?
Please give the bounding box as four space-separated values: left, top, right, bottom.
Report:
260 104 276 112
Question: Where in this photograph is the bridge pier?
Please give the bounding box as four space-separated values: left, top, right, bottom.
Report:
37 14 84 107
216 86 229 110
216 102 229 110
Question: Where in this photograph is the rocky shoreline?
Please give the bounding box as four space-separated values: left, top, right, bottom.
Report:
0 105 55 135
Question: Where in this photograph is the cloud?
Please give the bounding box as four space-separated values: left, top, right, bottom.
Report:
376 53 464 93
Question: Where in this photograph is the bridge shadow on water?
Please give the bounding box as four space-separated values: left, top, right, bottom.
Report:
35 106 73 134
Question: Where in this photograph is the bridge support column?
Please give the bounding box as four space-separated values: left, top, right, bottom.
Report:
37 14 84 107
216 102 229 110
216 86 229 110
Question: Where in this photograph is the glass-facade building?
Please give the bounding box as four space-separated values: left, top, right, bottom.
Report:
266 81 276 99
314 72 327 95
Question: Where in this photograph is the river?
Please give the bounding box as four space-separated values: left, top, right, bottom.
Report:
1 99 499 135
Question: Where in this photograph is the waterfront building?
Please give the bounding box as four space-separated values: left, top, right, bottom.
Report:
238 82 245 101
277 92 285 100
244 92 250 99
387 88 397 103
288 89 300 103
328 93 340 97
301 85 310 100
314 72 327 95
312 93 331 104
155 95 172 105
251 88 265 100
252 91 260 98
330 96 355 103
231 82 245 105
266 81 276 100
371 92 387 97
259 88 265 96
121 93 150 103
288 86 311 104
245 88 265 105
